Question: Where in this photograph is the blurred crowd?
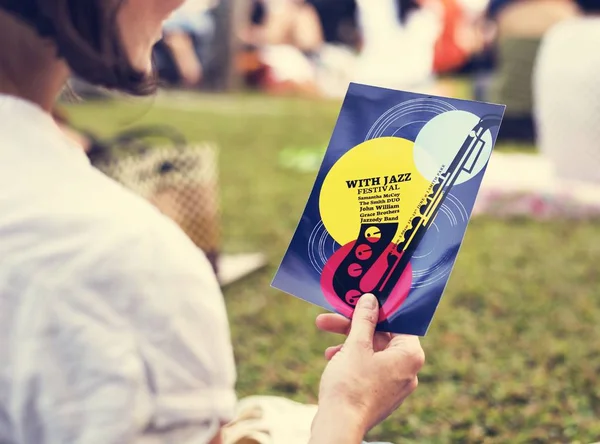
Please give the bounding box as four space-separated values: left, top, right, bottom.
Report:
140 0 600 220
153 0 490 97
151 0 598 143
65 0 599 198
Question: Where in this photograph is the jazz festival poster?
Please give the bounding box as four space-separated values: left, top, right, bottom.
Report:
272 83 506 336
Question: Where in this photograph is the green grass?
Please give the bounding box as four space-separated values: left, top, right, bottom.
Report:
64 91 600 443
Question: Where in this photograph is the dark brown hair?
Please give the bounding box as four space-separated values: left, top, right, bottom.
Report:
0 0 156 95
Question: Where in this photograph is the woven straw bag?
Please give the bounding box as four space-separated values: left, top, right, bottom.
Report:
88 126 221 275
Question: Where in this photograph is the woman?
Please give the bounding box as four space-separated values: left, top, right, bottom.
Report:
0 1 424 444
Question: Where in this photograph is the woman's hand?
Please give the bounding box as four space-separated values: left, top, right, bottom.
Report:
310 294 424 442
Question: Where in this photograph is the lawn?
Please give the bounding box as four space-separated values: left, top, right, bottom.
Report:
64 89 600 443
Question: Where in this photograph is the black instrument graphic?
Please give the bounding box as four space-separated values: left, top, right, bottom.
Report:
332 222 399 306
330 114 502 312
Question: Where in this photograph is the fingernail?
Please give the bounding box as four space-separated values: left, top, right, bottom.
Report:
360 293 377 310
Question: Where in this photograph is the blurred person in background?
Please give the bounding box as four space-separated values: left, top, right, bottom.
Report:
433 0 490 75
240 0 325 95
353 0 444 92
154 0 219 88
246 0 324 54
483 0 578 142
533 0 600 185
241 0 447 97
0 1 424 444
307 0 362 50
473 0 600 219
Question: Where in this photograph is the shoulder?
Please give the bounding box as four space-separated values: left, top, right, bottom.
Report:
13 161 223 309
0 124 227 330
15 173 237 442
71 169 222 299
29 167 235 372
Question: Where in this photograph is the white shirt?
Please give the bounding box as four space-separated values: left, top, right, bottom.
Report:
0 95 237 444
533 17 600 184
354 0 442 90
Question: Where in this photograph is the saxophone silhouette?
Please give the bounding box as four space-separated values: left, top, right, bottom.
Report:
329 114 502 316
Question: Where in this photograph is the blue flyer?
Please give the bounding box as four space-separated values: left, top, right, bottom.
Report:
272 83 505 336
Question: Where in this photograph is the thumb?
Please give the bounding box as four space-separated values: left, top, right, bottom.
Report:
346 294 379 351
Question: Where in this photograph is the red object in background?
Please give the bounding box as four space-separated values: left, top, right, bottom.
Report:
433 0 470 74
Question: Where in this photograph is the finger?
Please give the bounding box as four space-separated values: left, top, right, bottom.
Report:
346 293 379 351
373 331 393 352
411 375 419 392
385 335 425 372
324 344 343 360
387 334 422 352
315 313 351 335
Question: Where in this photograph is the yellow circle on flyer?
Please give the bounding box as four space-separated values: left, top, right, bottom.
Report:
319 137 431 246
